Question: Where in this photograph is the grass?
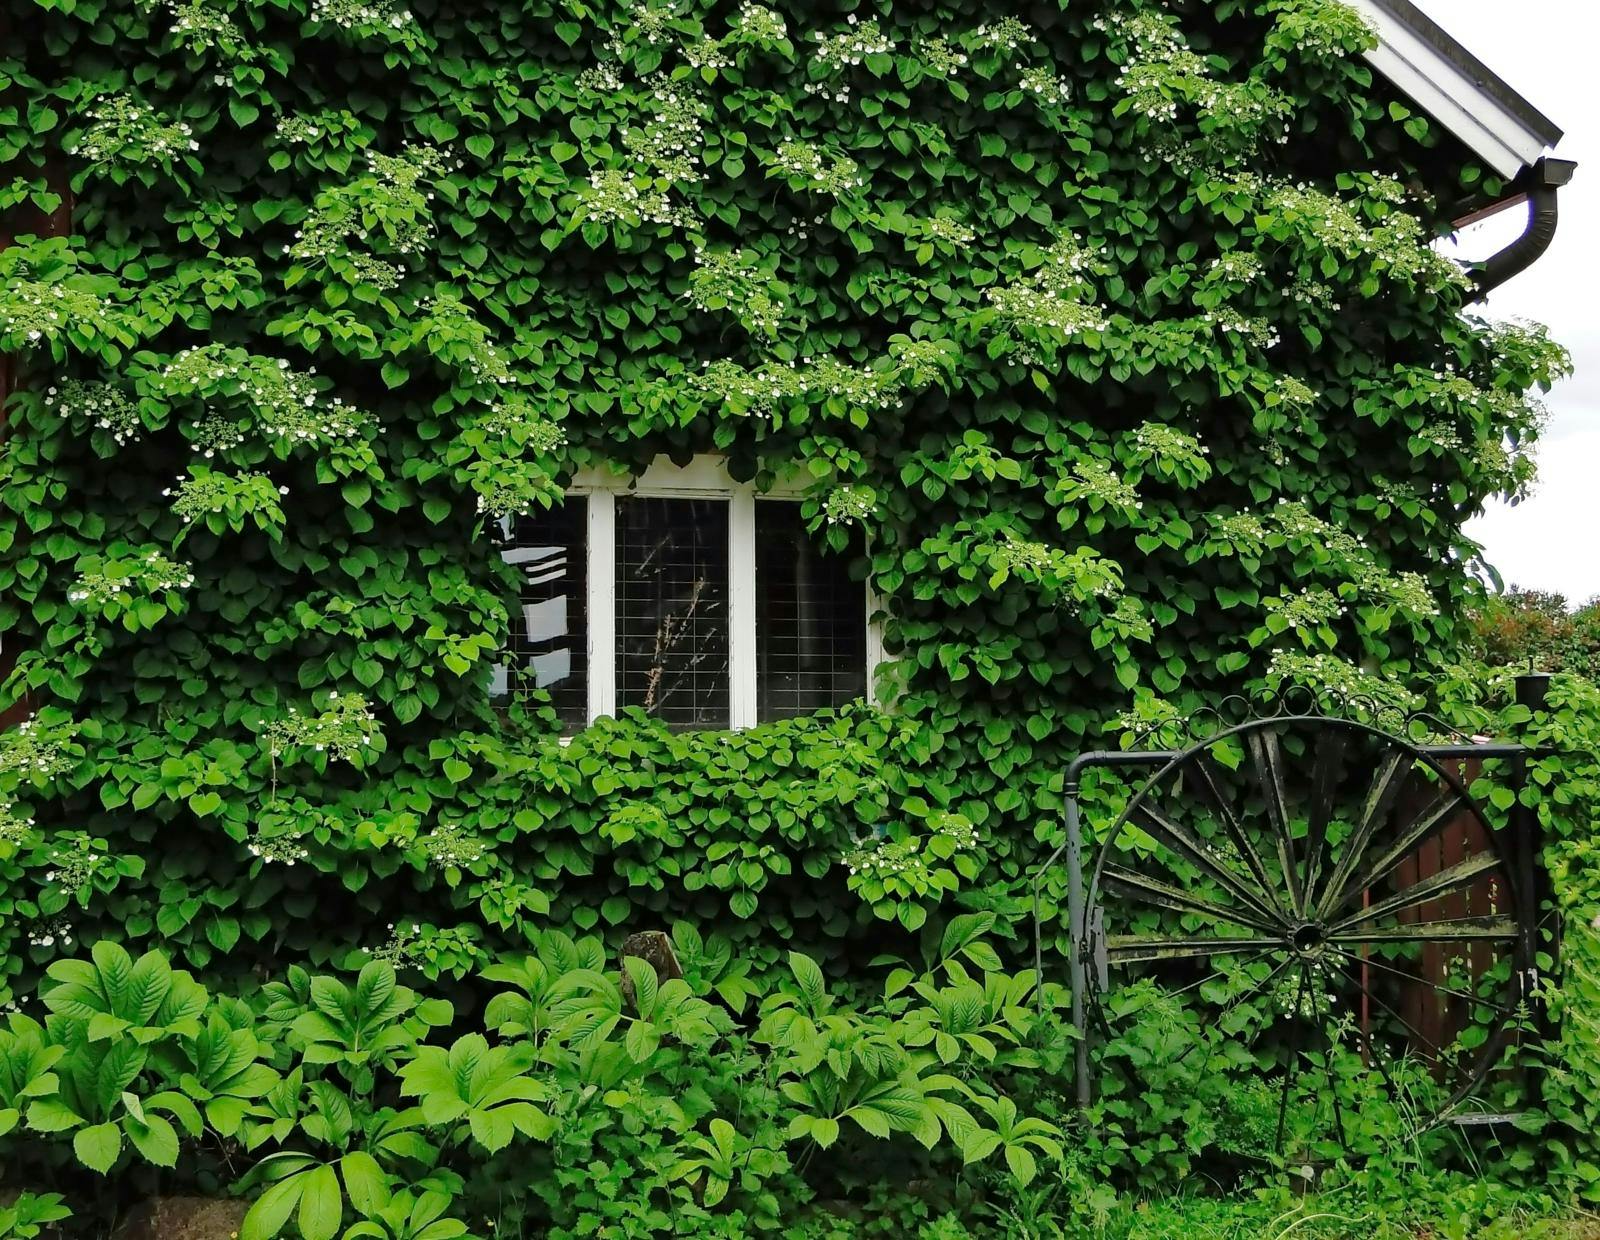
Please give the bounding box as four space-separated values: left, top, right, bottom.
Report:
1079 1189 1600 1240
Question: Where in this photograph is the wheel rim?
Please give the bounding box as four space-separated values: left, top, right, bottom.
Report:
1085 715 1530 1158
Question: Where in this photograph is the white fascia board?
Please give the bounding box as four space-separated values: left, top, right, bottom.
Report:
1349 0 1550 179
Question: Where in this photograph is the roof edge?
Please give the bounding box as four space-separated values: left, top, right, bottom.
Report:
1348 0 1563 179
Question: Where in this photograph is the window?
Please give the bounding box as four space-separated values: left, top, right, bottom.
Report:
493 458 877 731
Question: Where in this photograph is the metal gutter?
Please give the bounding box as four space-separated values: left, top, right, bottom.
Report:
1472 157 1578 298
1348 0 1563 179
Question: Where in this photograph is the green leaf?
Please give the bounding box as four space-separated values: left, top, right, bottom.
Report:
125 1112 179 1167
73 1121 122 1173
241 1174 307 1240
298 1164 343 1240
340 1151 388 1215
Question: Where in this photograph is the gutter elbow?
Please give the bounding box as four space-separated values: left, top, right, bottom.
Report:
1472 157 1578 300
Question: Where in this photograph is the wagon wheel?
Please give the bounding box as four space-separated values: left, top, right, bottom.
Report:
1085 715 1531 1158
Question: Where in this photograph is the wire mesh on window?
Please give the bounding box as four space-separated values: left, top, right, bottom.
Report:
493 498 587 731
756 501 867 721
615 497 730 728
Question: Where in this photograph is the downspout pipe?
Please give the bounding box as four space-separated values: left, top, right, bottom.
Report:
1471 157 1577 299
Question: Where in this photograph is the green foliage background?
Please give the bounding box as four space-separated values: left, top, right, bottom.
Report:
0 0 1596 1230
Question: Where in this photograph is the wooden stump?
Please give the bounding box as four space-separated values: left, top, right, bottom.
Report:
619 930 683 1011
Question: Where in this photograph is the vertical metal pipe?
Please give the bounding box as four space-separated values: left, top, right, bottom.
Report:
1066 792 1091 1109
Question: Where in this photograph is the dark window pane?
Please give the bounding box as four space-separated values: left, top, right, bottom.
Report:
493 498 587 731
757 501 866 721
616 497 730 728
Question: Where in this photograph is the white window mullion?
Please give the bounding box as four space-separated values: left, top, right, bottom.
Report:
865 581 887 707
586 491 616 722
729 490 758 729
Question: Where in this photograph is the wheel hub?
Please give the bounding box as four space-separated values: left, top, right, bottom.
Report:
1290 921 1326 957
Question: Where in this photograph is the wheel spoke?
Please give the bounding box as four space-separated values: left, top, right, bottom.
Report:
1126 801 1289 927
1303 730 1347 919
1320 948 1475 1087
1326 852 1503 935
1314 750 1410 919
1105 934 1283 964
1323 944 1513 1016
1275 967 1309 1152
1308 966 1349 1149
1330 789 1468 916
1102 864 1283 936
1321 953 1433 1106
1329 915 1517 946
1173 953 1298 1071
1191 755 1289 922
1249 730 1305 919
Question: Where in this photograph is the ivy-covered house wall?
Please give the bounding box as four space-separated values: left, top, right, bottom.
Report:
0 0 1591 1231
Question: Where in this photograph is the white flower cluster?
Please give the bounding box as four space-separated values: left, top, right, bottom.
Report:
1290 279 1341 311
418 823 488 869
27 916 76 950
843 813 977 882
1266 587 1346 628
68 552 194 606
368 920 423 965
692 354 902 417
1349 562 1439 618
164 469 289 525
989 534 1059 578
585 168 692 228
784 211 828 242
623 0 675 45
915 215 976 246
1064 459 1142 512
161 0 250 55
1201 81 1292 138
308 0 415 34
264 691 379 762
1200 312 1280 349
1267 0 1378 60
1207 250 1265 284
812 16 893 72
917 36 968 77
479 399 565 454
987 234 1107 337
38 836 104 893
77 94 198 167
165 347 370 448
0 804 35 847
685 38 733 70
473 466 557 519
576 62 625 92
1019 66 1073 107
191 412 248 458
730 1 786 44
0 719 74 780
0 280 114 347
245 835 310 865
1267 375 1320 411
42 380 142 445
417 294 515 386
687 246 784 338
1209 511 1270 552
623 82 705 184
770 141 865 195
1129 423 1209 465
972 18 1032 52
988 286 1106 337
277 112 353 145
1265 650 1424 713
823 484 877 526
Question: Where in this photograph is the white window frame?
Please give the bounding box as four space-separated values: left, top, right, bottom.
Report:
563 455 884 731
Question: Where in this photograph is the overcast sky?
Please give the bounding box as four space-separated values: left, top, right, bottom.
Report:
1412 0 1599 603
